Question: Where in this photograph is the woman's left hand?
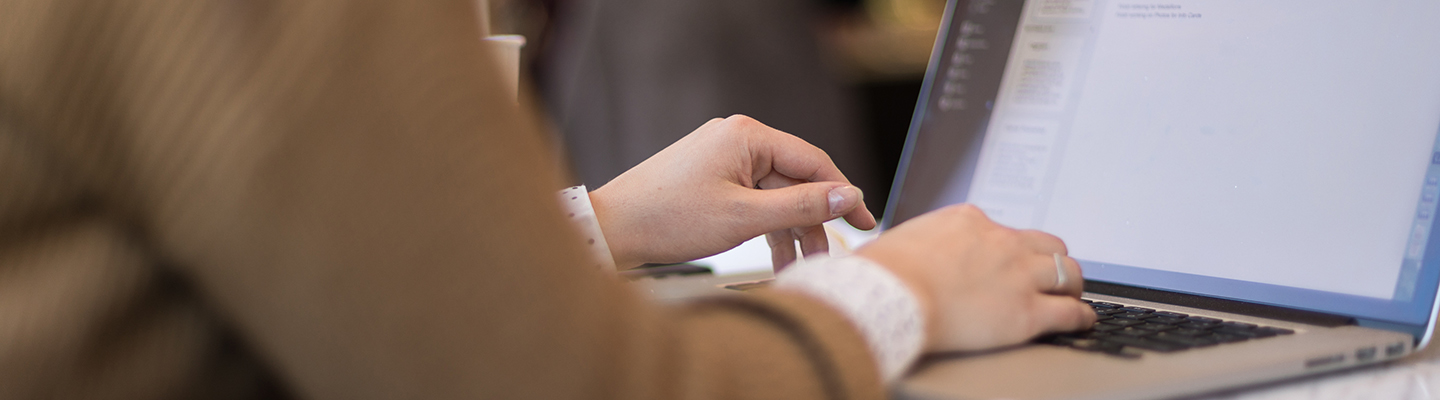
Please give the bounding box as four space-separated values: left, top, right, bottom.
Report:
589 115 877 270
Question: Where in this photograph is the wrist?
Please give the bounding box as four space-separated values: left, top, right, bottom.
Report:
587 186 643 269
774 255 927 382
557 185 622 272
856 245 939 351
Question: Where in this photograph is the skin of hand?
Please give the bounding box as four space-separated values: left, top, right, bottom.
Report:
589 115 878 269
855 204 1096 352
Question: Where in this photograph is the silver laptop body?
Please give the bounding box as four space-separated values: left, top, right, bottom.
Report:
888 1 1440 399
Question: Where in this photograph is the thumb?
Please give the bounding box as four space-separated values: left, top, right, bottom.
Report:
743 183 864 233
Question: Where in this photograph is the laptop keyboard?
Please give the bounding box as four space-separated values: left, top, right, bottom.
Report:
1034 299 1295 358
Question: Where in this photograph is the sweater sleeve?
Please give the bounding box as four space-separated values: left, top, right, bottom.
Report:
557 185 619 273
777 255 926 383
2 1 888 399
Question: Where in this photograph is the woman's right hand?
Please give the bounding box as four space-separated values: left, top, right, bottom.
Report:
856 204 1096 353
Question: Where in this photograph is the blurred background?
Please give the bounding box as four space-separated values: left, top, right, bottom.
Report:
487 0 947 217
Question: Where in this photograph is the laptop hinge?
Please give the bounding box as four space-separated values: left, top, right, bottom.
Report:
1085 281 1356 327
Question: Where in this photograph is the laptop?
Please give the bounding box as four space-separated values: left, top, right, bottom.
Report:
888 1 1440 399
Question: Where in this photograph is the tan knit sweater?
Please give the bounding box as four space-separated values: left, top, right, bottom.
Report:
0 1 884 399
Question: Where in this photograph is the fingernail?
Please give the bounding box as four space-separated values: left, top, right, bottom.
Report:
828 186 863 216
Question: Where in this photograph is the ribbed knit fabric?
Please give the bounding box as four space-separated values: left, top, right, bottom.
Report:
0 1 886 399
776 256 925 383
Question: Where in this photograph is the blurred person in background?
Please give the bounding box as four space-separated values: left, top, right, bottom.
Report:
532 0 878 206
0 1 1092 399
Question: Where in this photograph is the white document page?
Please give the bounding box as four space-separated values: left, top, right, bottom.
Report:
1035 1 1440 299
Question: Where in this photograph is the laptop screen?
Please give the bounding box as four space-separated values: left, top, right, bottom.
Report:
888 0 1440 326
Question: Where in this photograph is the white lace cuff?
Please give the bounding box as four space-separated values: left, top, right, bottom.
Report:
774 255 925 383
558 185 617 273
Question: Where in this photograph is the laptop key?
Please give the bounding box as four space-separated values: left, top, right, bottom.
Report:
1256 327 1295 336
1214 327 1261 338
1148 316 1188 324
1102 336 1188 352
1093 323 1126 332
1220 322 1258 330
1114 328 1156 337
1135 323 1177 332
1171 328 1211 336
1074 331 1110 340
1088 331 1115 339
1038 301 1292 358
1153 333 1219 348
1251 330 1279 339
1177 322 1221 330
1102 319 1145 327
1211 333 1250 343
1114 312 1156 320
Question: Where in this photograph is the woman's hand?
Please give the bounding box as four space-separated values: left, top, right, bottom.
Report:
590 115 877 269
856 204 1095 352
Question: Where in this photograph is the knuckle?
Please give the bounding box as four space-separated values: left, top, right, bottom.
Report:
951 204 996 226
723 114 760 129
812 145 831 160
994 228 1023 250
954 203 981 215
715 115 770 146
1041 231 1068 252
697 117 726 132
938 203 978 220
1024 229 1058 243
725 113 754 122
791 189 825 219
1022 229 1068 253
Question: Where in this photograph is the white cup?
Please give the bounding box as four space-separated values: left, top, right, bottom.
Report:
482 35 526 101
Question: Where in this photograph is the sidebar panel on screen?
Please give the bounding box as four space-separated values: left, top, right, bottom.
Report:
885 0 1027 228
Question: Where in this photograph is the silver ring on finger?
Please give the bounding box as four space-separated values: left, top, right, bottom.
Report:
1052 253 1068 291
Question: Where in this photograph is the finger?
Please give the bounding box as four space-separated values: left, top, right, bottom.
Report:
839 205 879 233
1028 253 1084 296
756 172 806 190
793 225 829 258
767 230 798 271
700 117 727 129
1017 229 1068 256
1053 255 1085 297
1031 295 1098 335
754 174 851 258
740 182 865 236
732 116 876 230
733 115 843 185
755 171 877 232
